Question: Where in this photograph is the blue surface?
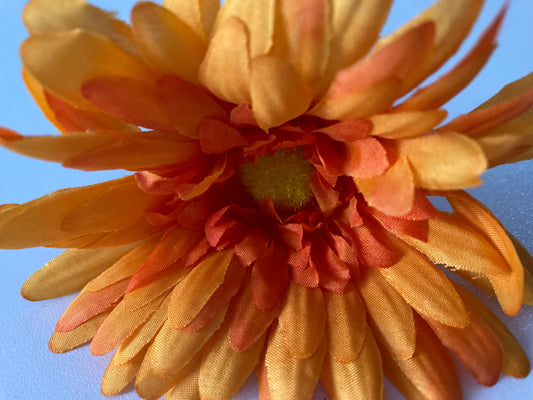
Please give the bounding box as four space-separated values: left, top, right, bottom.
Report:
0 1 532 399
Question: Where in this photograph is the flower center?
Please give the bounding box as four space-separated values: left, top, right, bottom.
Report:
239 148 315 211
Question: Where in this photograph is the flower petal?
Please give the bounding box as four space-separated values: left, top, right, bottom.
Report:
101 347 147 397
321 327 383 400
21 30 151 109
199 17 251 104
250 55 312 130
396 131 487 190
163 0 219 39
131 2 206 83
358 267 415 360
369 110 447 139
20 244 134 301
49 311 109 353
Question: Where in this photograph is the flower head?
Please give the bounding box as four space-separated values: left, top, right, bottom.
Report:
1 0 533 399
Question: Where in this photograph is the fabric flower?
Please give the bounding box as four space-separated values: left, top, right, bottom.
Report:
1 0 533 399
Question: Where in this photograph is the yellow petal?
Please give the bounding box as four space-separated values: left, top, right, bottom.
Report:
508 232 533 306
199 17 251 104
250 55 312 130
400 211 510 278
447 191 524 315
265 322 327 400
163 0 219 39
355 154 414 217
324 289 367 363
168 249 233 330
321 327 383 400
23 0 137 54
378 240 469 327
326 0 392 79
164 359 202 400
21 244 134 301
278 283 326 359
131 2 206 83
396 131 487 190
49 311 109 353
370 110 447 139
357 267 415 360
21 31 152 110
217 0 275 58
101 347 146 397
199 323 264 400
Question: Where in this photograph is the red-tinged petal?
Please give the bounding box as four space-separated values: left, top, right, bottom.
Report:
21 30 152 109
310 172 341 217
315 118 371 142
314 135 344 177
199 118 247 154
55 278 129 333
352 223 398 269
184 257 246 333
90 291 166 355
291 262 320 289
230 103 257 127
447 191 524 315
277 223 304 251
324 289 367 363
199 17 251 104
381 314 462 400
372 212 429 242
20 244 135 301
227 274 280 351
278 283 326 359
396 131 487 190
443 86 533 135
400 191 438 220
311 240 351 293
320 22 434 102
45 91 137 133
127 226 201 292
235 228 269 266
131 2 206 84
358 268 416 360
168 249 233 330
426 313 503 386
342 137 389 179
356 153 414 217
251 243 289 311
176 156 227 201
397 5 505 112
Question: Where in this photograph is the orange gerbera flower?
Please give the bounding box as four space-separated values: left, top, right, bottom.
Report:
1 0 533 399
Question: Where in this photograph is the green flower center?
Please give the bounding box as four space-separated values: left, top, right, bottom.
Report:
239 148 315 211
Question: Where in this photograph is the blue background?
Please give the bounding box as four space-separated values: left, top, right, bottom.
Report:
0 1 532 399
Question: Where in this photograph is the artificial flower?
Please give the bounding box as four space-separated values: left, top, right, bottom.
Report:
1 0 533 399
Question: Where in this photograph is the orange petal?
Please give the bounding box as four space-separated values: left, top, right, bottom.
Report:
321 326 383 400
90 292 167 356
101 347 147 397
264 322 327 399
198 322 264 399
168 249 233 330
49 311 110 354
396 131 487 190
382 314 462 400
379 240 469 327
23 0 136 54
397 5 505 111
163 0 219 39
369 110 447 139
250 55 312 130
131 2 206 83
21 30 151 109
425 313 503 386
447 191 524 315
400 211 511 277
199 17 251 104
508 232 533 306
357 267 415 360
355 153 414 217
278 283 326 359
324 289 367 363
342 137 389 179
20 244 134 301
